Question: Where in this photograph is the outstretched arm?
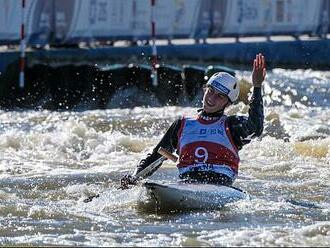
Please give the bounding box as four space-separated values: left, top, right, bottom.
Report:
227 53 266 149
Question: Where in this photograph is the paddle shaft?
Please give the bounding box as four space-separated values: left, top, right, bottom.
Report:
83 147 177 203
158 147 178 162
130 155 166 183
130 147 178 182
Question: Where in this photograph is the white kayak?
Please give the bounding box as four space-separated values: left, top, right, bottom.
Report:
138 180 248 212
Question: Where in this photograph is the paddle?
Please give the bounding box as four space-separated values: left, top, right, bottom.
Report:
83 147 178 203
158 147 178 163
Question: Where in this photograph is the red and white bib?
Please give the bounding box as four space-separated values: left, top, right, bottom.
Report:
177 115 239 180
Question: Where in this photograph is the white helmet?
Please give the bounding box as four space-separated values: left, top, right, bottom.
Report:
206 72 239 102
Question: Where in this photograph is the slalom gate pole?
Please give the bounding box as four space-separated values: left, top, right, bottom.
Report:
150 0 158 87
19 0 26 89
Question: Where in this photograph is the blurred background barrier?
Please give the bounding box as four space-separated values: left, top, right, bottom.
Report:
0 0 329 45
0 62 254 110
0 0 329 109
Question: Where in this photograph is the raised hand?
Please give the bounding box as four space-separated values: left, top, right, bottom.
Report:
252 53 266 88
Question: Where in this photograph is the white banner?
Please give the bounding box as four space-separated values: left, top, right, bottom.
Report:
65 0 202 40
0 0 24 41
223 0 323 35
0 0 327 44
67 0 134 39
0 0 53 43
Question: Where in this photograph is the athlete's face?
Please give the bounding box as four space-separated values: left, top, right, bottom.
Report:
203 86 230 113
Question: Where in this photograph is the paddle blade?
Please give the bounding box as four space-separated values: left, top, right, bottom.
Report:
83 194 100 203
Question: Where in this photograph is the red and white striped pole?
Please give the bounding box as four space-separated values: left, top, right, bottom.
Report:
150 0 158 87
19 0 26 88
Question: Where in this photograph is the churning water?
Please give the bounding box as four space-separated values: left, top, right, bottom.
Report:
0 68 329 246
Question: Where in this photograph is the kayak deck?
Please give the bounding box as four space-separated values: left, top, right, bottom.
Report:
138 180 248 213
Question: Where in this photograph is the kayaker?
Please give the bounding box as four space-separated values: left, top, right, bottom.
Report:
121 53 266 187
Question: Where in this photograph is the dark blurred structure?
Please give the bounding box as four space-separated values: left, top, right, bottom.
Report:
0 0 329 110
